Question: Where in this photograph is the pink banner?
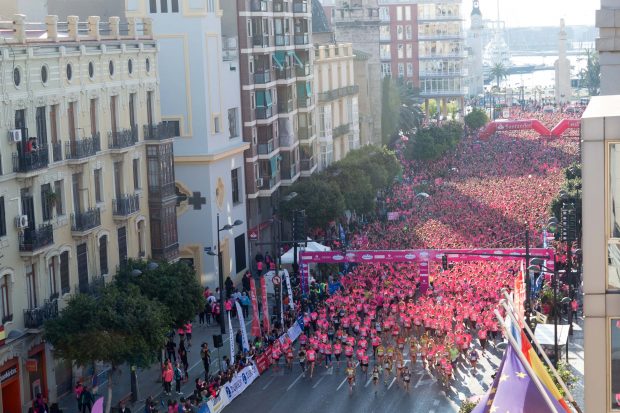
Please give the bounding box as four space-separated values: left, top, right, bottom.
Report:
260 276 270 334
299 248 554 264
387 212 400 221
479 118 580 139
249 278 261 338
300 255 309 295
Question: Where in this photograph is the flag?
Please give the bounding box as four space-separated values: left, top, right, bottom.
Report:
235 300 250 352
260 276 271 334
249 278 261 338
472 345 567 413
92 397 104 413
521 331 571 412
283 269 295 310
228 312 235 363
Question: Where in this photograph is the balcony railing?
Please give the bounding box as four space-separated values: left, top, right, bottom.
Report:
113 194 140 217
255 106 274 120
19 224 54 252
108 128 138 149
418 14 464 22
259 175 280 190
295 64 310 77
257 139 277 155
293 0 308 13
23 299 59 329
318 85 360 103
276 66 293 80
297 96 312 108
254 70 273 84
301 156 316 171
12 145 49 173
71 208 101 233
298 125 314 140
143 122 176 141
294 33 309 45
252 34 270 48
278 98 294 114
418 32 465 41
65 134 101 160
333 123 351 137
52 141 62 162
419 69 468 78
275 34 291 46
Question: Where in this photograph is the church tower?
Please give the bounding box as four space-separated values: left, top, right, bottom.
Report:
468 0 485 96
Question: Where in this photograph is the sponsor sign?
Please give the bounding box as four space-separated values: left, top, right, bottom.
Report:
0 366 17 383
223 365 259 403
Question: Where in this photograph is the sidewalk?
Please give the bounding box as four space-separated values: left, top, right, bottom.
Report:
567 317 584 410
57 314 254 413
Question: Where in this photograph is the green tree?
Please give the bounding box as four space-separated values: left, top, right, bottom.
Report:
490 62 508 88
45 285 171 413
281 177 346 229
406 122 463 161
381 76 402 144
549 163 582 237
464 108 489 130
329 166 375 215
115 259 203 328
578 49 600 96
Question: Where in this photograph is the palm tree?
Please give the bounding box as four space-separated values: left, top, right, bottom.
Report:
490 63 508 89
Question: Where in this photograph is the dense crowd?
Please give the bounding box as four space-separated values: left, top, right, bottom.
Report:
149 108 581 409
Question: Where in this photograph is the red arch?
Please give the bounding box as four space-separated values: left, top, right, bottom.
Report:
478 118 580 139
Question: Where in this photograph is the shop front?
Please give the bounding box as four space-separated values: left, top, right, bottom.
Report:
1 358 21 413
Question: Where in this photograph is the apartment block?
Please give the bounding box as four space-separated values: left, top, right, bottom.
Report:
0 15 178 410
226 0 316 251
314 43 360 170
127 0 251 286
377 2 419 82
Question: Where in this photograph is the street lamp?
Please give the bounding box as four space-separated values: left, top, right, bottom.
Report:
207 213 243 335
528 260 561 366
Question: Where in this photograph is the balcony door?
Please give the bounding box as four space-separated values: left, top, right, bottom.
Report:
117 226 128 265
110 96 118 135
77 243 89 293
20 188 35 230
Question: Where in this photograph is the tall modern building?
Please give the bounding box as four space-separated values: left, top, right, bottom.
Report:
222 0 315 256
314 43 361 170
330 0 382 144
0 14 177 408
416 0 468 112
126 0 250 286
377 1 419 83
466 0 484 97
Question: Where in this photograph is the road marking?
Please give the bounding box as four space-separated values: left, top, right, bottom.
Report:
336 362 359 391
388 377 397 390
312 376 326 389
287 373 304 391
414 372 427 389
262 377 276 390
365 377 373 387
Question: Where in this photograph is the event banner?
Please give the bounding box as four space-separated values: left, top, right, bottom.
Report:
283 269 295 310
260 276 271 334
419 261 429 293
228 312 235 363
255 346 272 374
204 365 260 413
234 301 250 352
299 248 554 264
249 278 261 338
300 255 309 295
278 315 304 346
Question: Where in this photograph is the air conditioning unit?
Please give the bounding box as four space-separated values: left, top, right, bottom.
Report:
15 215 28 229
8 129 22 143
256 178 264 188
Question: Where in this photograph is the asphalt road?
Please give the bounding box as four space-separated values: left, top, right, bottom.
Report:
226 343 504 413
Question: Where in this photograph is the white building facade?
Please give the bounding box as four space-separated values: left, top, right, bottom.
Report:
126 0 250 286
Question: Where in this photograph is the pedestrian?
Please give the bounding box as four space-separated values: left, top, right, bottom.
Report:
166 338 177 362
74 381 84 412
241 292 250 318
200 342 211 380
225 276 234 299
174 362 184 395
162 362 173 395
184 322 192 347
242 272 251 293
179 346 189 378
80 386 93 413
119 401 131 413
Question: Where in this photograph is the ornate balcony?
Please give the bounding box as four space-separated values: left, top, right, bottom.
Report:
19 224 54 253
108 128 138 150
143 122 176 141
113 194 140 218
12 146 49 173
65 134 101 161
23 299 59 329
52 141 62 162
71 208 101 235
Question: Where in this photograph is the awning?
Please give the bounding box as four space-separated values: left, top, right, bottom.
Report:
533 324 570 346
288 51 304 68
272 52 285 70
280 239 332 264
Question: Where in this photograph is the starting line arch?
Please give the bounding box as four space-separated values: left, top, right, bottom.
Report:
479 118 581 140
299 248 555 294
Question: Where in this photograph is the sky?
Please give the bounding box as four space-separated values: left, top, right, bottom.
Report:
465 0 598 27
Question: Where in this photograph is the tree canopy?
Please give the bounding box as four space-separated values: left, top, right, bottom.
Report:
115 260 203 328
405 122 464 161
464 108 489 130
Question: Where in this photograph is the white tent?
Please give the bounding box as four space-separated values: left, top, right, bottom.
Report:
279 239 331 264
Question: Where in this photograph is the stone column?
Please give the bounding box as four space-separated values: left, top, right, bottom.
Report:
109 16 120 40
13 14 26 44
67 15 79 42
45 15 59 42
88 16 100 41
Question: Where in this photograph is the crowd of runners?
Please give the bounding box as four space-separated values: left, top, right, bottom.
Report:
151 107 581 408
